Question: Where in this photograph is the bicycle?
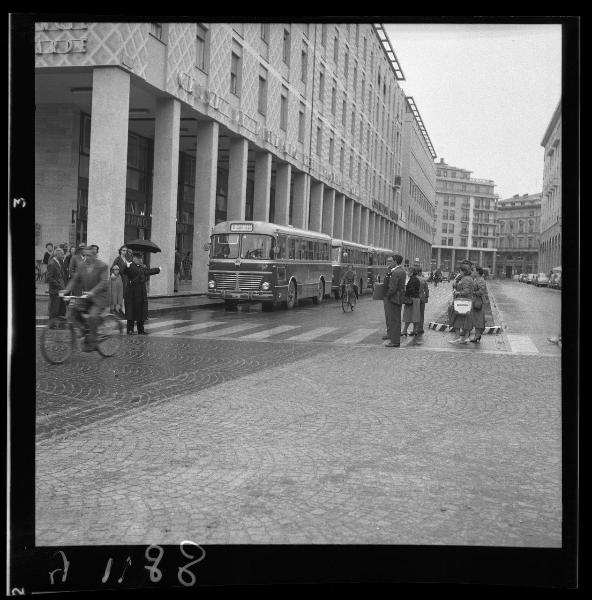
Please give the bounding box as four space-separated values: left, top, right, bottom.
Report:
341 282 357 312
40 295 123 364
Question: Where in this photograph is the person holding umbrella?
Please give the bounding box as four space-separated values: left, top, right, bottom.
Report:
121 249 161 335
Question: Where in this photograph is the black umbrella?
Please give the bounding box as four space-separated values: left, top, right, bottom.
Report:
124 239 162 253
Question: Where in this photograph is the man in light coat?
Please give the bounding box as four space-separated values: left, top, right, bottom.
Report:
384 254 406 348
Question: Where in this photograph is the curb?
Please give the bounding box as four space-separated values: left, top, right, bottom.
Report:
428 322 502 334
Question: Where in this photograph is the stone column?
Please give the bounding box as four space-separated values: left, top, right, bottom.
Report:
353 202 362 243
492 249 497 275
292 172 309 229
253 151 272 222
479 250 484 267
148 97 181 296
309 181 323 232
227 137 248 220
86 67 130 266
333 193 345 240
322 187 335 236
451 248 456 271
368 212 375 246
274 162 292 225
343 197 354 242
437 246 442 267
192 121 219 293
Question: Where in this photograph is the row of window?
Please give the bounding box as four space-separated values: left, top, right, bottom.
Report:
276 236 331 261
438 181 494 195
498 220 536 233
498 237 537 248
436 168 470 179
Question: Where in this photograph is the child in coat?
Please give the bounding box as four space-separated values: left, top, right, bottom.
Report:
110 265 124 316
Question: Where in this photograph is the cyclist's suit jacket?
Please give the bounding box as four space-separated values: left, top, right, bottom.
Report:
66 258 110 308
121 262 160 322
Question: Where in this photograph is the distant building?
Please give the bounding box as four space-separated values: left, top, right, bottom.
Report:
430 158 498 274
398 96 437 270
495 193 542 278
539 100 561 272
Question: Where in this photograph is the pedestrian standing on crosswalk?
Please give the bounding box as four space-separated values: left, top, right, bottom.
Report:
381 256 395 341
416 268 429 335
121 251 161 335
384 254 406 348
469 266 487 343
448 262 474 344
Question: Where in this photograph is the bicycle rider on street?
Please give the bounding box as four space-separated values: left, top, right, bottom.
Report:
61 244 110 352
340 259 358 300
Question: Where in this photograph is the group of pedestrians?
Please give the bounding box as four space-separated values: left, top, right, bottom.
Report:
379 254 487 348
446 260 488 344
44 241 161 350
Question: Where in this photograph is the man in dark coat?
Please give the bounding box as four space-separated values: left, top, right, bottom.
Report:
122 251 161 334
384 254 406 348
62 245 110 351
381 256 395 340
68 243 87 296
46 246 67 320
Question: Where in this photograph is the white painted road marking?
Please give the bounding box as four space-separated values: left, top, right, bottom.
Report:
150 321 225 336
285 326 340 341
147 319 191 330
332 328 378 344
237 325 302 340
506 334 540 354
192 322 266 338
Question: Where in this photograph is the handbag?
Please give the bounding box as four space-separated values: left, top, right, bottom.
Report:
403 296 413 305
472 296 483 310
453 298 472 314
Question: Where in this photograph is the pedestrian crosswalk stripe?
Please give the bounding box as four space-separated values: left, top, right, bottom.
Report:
147 319 191 330
506 334 539 354
150 321 225 336
237 324 302 340
285 326 340 341
332 328 378 344
192 322 265 338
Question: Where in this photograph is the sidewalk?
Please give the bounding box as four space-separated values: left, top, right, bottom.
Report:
35 280 223 324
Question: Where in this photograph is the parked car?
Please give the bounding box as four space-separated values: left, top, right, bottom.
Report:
534 272 550 287
525 273 536 284
512 274 521 281
549 267 562 289
518 273 528 282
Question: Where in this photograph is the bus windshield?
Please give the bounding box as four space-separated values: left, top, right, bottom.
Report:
211 233 274 260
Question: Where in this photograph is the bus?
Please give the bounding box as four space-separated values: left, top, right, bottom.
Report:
368 246 393 288
206 221 333 310
331 239 371 299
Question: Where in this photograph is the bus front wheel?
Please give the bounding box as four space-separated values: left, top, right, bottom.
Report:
285 280 297 309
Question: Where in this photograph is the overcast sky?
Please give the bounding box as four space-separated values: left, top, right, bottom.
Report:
383 23 562 200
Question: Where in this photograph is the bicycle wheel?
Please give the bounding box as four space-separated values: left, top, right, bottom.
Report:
341 291 349 312
40 317 74 364
96 314 123 357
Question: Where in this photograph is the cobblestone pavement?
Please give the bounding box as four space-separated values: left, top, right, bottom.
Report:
35 279 562 547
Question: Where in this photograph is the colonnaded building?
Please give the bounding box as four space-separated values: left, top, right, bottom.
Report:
430 158 498 275
34 21 435 295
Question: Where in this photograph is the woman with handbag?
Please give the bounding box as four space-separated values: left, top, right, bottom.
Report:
469 266 487 343
401 267 422 337
448 262 474 344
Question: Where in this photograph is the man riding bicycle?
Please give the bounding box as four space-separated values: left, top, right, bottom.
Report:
61 244 110 352
340 263 358 300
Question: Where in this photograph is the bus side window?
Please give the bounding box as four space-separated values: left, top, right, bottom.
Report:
288 237 295 259
277 235 286 259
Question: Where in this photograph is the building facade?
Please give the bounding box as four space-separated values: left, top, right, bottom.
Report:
34 22 415 294
430 158 498 274
399 96 436 270
495 193 541 278
539 100 561 273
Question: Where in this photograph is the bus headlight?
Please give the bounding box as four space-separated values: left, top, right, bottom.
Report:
261 281 270 291
208 280 216 289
